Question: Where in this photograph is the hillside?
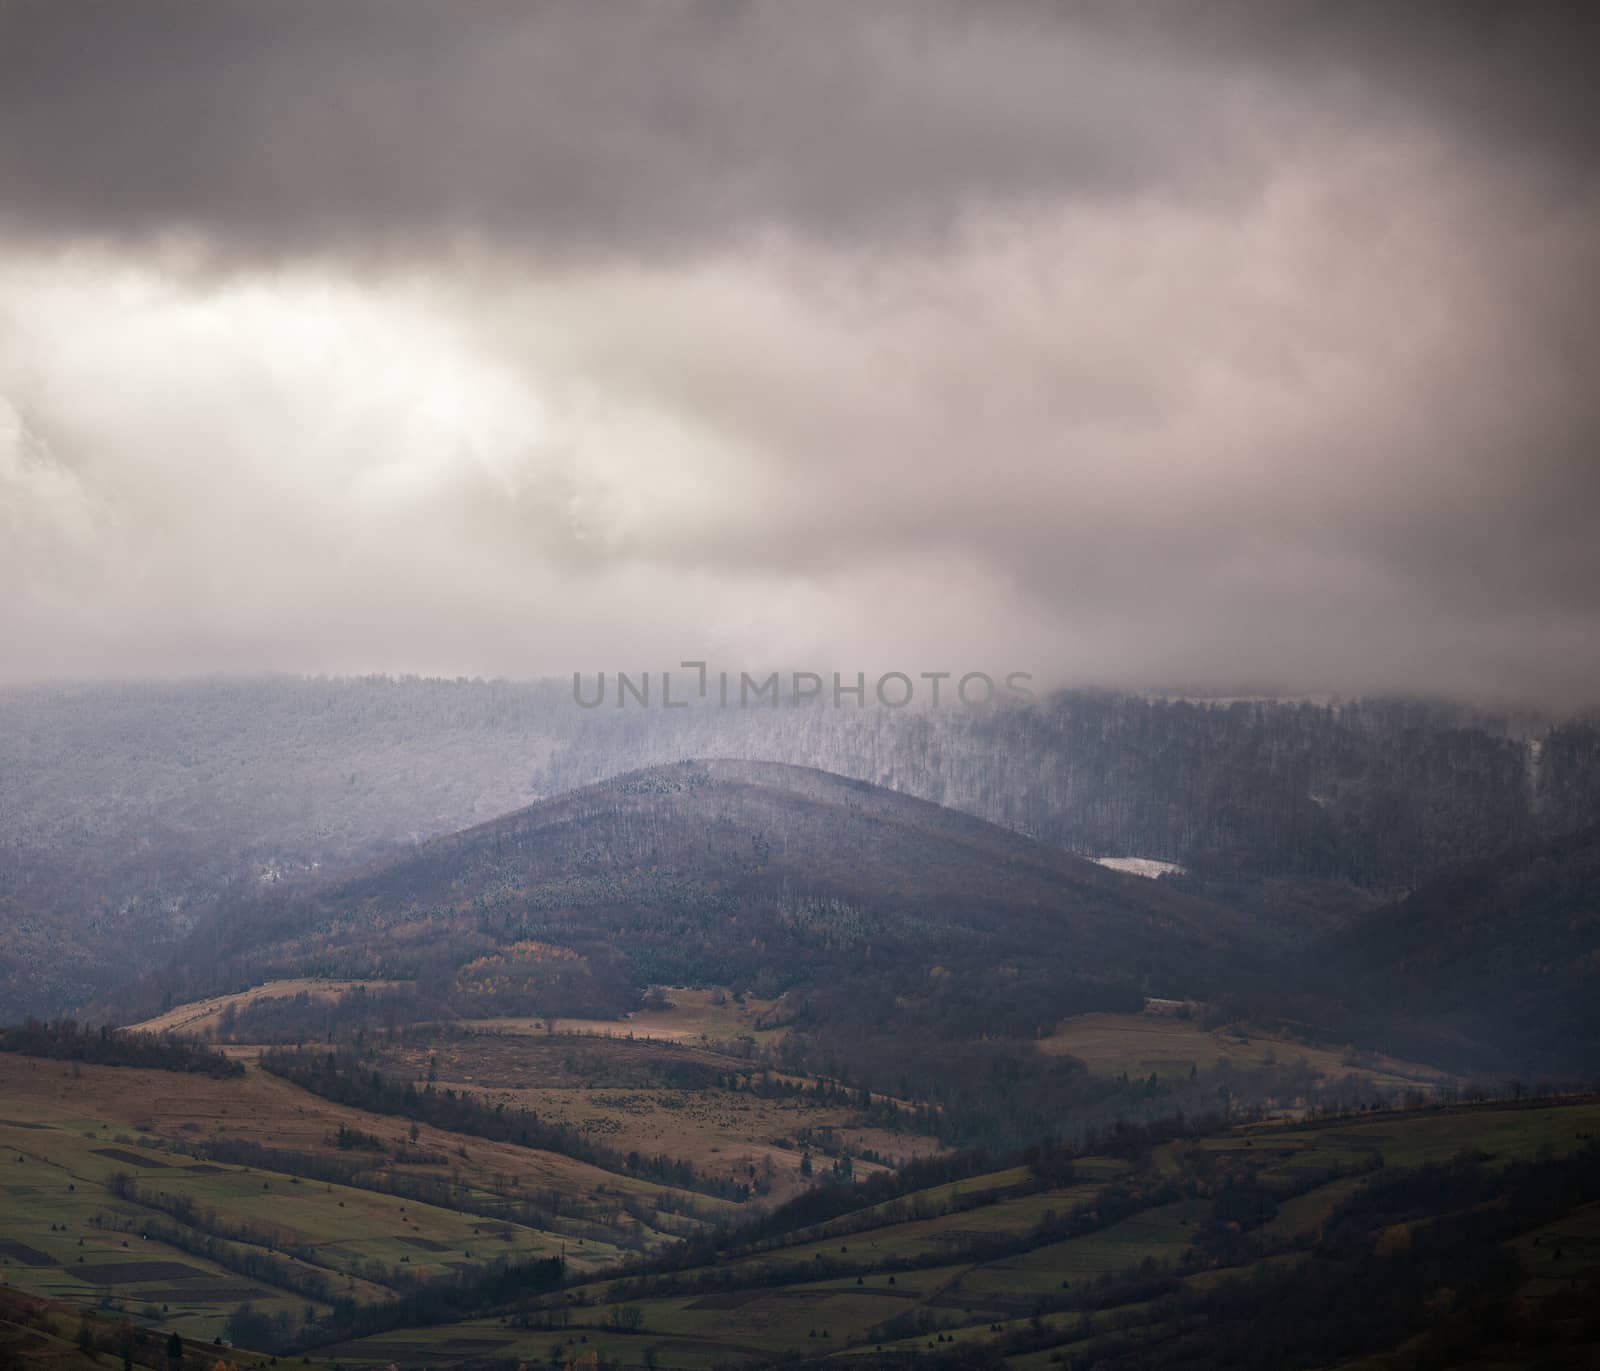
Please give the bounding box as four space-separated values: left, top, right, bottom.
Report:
1315 825 1600 1076
7 1045 1595 1369
0 1050 730 1349
125 759 1264 1043
308 1096 1600 1370
98 761 1349 1151
7 678 1599 1018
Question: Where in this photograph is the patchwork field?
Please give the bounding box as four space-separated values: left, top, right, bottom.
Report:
0 1054 727 1219
366 1028 940 1200
0 1053 732 1344
7 1016 1597 1370
313 1095 1600 1370
0 1121 342 1339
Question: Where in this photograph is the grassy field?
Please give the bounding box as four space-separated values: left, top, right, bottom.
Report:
0 1053 729 1220
8 1023 1598 1369
1219 1095 1600 1170
1038 1010 1451 1092
957 1197 1214 1298
0 1115 608 1342
0 1124 333 1339
0 1053 731 1343
367 1027 940 1200
460 987 791 1049
313 1095 1600 1370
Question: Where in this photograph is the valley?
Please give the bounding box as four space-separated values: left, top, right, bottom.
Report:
6 749 1598 1369
2 961 1485 1367
8 1040 1592 1370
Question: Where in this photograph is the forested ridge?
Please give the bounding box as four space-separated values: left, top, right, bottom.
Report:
98 759 1586 1120
6 677 1598 1018
1308 823 1600 1074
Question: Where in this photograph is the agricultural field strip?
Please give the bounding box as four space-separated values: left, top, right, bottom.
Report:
1039 1012 1451 1089
409 1173 1177 1349
723 1178 1104 1268
126 981 407 1037
427 1075 916 1190
317 1098 1600 1368
712 1184 1113 1277
461 986 792 1048
1224 1097 1600 1169
0 1116 579 1295
0 1131 332 1337
0 1056 729 1236
0 1066 702 1331
418 1024 929 1114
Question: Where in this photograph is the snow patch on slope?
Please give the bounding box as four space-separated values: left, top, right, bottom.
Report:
1093 856 1185 879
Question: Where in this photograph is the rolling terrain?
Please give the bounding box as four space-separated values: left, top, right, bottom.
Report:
0 1047 730 1346
8 748 1599 1366
6 1033 1594 1370
8 678 1600 1020
103 758 1570 1150
101 760 1405 1152
116 760 1265 1062
306 1095 1600 1370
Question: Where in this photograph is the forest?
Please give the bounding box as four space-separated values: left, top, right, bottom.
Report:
5 678 1599 1020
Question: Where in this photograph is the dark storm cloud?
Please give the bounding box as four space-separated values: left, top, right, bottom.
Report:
0 1 1592 260
0 0 1223 258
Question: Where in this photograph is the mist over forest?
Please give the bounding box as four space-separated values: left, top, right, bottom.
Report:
4 676 1597 1028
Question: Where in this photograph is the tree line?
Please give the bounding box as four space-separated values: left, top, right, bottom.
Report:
0 1019 241 1077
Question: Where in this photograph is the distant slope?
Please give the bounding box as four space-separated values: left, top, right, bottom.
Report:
1318 825 1600 1074
7 676 1599 1016
124 760 1264 1039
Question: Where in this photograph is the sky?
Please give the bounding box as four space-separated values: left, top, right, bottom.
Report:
2 1 1598 706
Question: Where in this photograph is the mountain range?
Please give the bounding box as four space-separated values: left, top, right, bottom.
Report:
6 677 1599 1023
97 755 1600 1093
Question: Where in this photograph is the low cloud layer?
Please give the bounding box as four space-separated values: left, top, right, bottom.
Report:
1 2 1597 705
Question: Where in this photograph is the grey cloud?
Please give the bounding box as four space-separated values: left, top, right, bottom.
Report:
2 1 1593 261
0 2 1597 709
